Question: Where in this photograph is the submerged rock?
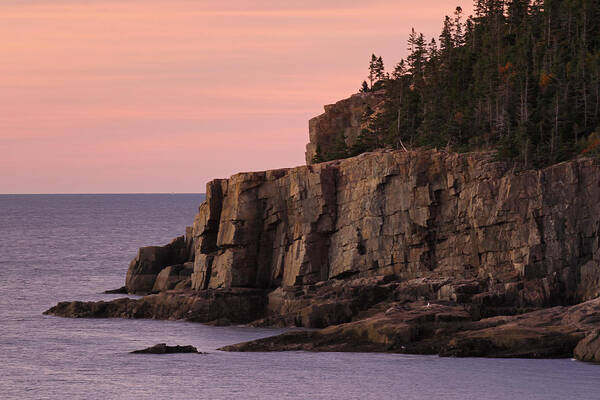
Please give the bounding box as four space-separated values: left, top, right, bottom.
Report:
131 343 202 354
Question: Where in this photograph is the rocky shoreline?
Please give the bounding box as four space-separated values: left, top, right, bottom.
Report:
45 276 600 360
45 94 600 362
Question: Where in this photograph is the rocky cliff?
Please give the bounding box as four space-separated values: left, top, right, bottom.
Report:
305 91 385 164
181 148 600 306
45 95 600 361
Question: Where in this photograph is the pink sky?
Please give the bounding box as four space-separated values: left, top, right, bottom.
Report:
1 0 472 193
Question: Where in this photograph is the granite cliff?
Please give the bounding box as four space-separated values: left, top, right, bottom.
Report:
305 91 385 164
46 93 600 361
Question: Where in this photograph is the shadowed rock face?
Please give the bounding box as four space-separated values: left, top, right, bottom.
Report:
305 91 386 164
152 262 194 292
126 233 194 294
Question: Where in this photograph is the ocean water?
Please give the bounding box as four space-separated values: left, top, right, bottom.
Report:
1 194 598 400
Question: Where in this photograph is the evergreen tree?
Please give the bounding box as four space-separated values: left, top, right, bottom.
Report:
368 54 386 89
392 60 407 79
368 54 378 88
360 80 370 93
317 0 600 168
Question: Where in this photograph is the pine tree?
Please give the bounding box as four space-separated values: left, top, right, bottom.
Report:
375 56 386 82
318 0 600 166
392 60 407 79
440 16 454 56
360 81 370 93
453 7 464 45
368 54 378 89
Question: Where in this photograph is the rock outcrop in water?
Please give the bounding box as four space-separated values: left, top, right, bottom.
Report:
45 93 600 360
45 288 267 325
131 343 202 354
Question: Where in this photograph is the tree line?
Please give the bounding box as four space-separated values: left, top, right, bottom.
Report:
319 0 600 167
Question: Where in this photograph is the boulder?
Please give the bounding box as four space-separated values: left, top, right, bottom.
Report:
574 330 600 363
126 236 190 294
152 262 194 292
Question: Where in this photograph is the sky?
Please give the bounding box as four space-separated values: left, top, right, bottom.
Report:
1 0 473 194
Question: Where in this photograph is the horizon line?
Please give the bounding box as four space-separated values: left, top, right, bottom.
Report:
0 192 206 195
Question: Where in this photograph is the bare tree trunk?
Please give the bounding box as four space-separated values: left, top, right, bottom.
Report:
552 94 559 161
397 109 407 152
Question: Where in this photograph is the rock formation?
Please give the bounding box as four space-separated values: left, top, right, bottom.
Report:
126 232 193 294
184 148 600 308
573 330 600 362
104 286 128 294
305 91 385 164
45 93 600 360
45 288 267 324
131 343 202 354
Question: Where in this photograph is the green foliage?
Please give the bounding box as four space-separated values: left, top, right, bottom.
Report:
335 0 600 168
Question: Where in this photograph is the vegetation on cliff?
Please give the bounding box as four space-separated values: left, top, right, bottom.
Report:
316 0 600 167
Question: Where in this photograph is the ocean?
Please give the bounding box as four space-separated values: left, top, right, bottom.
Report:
1 194 598 399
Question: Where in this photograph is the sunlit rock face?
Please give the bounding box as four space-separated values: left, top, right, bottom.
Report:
186 148 600 306
574 330 600 362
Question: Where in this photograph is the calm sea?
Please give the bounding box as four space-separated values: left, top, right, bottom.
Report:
0 194 598 400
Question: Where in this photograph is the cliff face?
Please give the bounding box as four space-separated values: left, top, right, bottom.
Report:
186 149 600 306
46 94 600 360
